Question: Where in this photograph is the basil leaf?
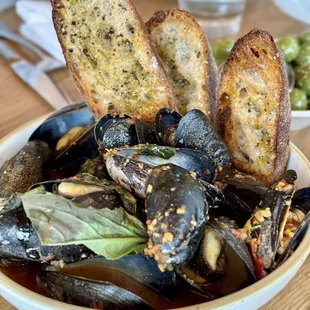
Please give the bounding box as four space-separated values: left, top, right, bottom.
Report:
21 190 148 259
0 194 22 215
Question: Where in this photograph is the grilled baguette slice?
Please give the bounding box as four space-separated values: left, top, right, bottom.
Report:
51 0 175 122
147 9 217 120
217 29 290 186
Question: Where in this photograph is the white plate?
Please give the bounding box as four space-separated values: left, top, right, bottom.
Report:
0 116 310 310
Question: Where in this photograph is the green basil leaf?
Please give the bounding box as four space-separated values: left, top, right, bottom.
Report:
21 190 147 260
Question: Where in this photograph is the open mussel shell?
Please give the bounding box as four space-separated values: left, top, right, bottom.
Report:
215 168 267 209
0 140 52 198
51 125 99 179
145 164 207 270
36 270 153 310
47 254 177 300
155 108 182 145
244 176 295 278
174 109 231 168
0 207 93 265
181 225 226 282
209 217 256 279
274 211 310 269
29 102 93 150
32 174 137 215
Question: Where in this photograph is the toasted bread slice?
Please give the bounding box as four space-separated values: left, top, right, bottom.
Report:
51 0 175 122
147 9 217 120
216 29 290 186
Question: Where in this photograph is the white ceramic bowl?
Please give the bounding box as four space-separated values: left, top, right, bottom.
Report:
291 110 310 131
0 116 310 310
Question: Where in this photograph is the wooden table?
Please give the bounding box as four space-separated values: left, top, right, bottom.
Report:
0 0 310 309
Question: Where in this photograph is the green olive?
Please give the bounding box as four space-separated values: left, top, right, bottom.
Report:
295 65 310 95
211 38 234 65
295 42 310 66
290 88 308 110
300 31 310 44
277 36 300 62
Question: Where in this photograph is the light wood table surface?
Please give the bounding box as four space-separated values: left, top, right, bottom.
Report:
0 0 310 309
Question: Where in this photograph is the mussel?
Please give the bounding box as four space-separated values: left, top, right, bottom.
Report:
29 102 93 151
105 144 217 198
95 114 157 151
0 206 93 265
37 270 153 309
0 140 52 198
155 109 231 167
144 164 207 270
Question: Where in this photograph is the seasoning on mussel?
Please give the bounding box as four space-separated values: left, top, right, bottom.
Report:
105 145 217 198
0 140 52 198
144 164 207 271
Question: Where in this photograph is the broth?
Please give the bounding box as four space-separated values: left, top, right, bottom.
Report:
0 246 254 310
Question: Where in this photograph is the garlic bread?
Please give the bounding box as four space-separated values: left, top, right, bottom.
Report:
51 0 175 122
217 29 290 186
147 9 217 120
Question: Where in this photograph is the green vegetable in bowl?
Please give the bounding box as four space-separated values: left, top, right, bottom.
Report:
299 31 310 44
295 65 310 95
211 38 234 65
290 88 308 110
295 42 310 66
277 36 300 62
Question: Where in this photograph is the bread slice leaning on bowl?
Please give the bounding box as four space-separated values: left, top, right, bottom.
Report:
147 9 218 121
51 0 176 122
217 29 291 186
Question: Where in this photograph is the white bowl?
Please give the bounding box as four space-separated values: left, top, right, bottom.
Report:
0 116 310 310
291 110 310 131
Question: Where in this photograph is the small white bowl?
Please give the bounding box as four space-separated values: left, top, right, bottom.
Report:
291 110 310 131
0 116 310 310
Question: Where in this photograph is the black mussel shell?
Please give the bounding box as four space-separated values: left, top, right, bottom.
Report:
95 114 138 150
174 109 231 167
105 154 152 199
29 102 93 150
145 164 207 269
135 119 157 145
215 168 267 209
0 208 93 265
292 187 310 213
48 254 176 300
37 270 153 309
155 108 182 146
0 140 52 198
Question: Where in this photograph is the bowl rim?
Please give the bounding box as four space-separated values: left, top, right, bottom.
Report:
0 116 310 310
292 110 310 117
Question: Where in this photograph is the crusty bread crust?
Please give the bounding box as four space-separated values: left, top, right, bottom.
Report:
147 9 218 121
51 0 175 122
216 29 290 186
